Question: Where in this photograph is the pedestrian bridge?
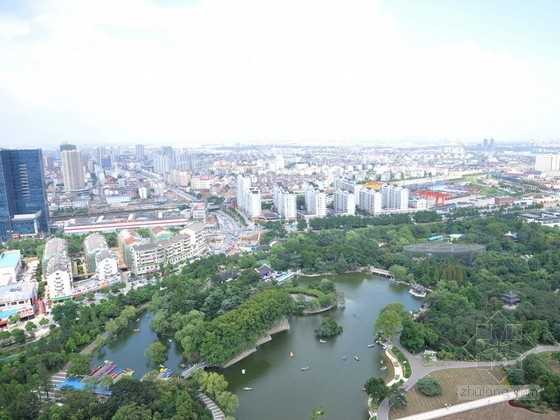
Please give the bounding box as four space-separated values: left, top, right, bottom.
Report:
181 361 210 379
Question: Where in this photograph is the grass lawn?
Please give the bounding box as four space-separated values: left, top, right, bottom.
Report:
389 367 506 419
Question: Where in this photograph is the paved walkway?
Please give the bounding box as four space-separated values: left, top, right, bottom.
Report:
198 392 226 420
396 387 534 420
376 342 560 420
385 348 405 387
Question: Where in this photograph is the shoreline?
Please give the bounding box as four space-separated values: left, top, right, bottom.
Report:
296 269 368 278
221 318 290 368
303 305 334 315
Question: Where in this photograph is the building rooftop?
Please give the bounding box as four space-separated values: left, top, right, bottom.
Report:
0 251 22 269
0 282 37 304
43 238 68 259
95 249 118 262
46 255 72 275
132 233 192 252
84 233 108 253
181 222 205 233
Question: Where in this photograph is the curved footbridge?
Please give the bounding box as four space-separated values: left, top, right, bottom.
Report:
181 361 210 379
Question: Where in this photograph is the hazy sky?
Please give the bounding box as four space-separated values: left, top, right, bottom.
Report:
0 0 559 147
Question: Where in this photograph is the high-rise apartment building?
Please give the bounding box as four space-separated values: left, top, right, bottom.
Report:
236 175 252 211
153 153 174 176
535 154 560 172
246 188 262 218
381 184 409 210
135 144 145 161
61 144 85 191
305 183 327 217
273 183 296 219
359 188 382 215
0 149 49 241
236 175 261 218
334 178 362 207
333 190 355 215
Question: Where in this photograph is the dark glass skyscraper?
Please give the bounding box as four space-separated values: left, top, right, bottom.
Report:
0 149 49 241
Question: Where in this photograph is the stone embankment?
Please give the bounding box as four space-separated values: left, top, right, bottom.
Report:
221 318 290 368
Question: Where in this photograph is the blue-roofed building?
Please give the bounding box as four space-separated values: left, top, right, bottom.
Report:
0 282 37 327
0 250 23 286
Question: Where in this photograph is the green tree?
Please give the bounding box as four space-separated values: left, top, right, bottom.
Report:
388 384 408 409
25 321 37 331
314 316 343 338
375 303 406 342
145 341 168 365
52 301 79 336
364 377 389 405
112 403 153 420
39 317 49 326
417 377 442 396
67 354 91 377
11 328 26 344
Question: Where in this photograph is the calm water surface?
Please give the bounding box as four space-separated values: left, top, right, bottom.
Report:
222 274 421 420
90 273 421 419
89 312 187 378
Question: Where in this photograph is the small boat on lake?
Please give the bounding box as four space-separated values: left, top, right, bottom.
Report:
179 363 187 369
319 339 326 343
380 366 387 370
354 356 359 361
243 387 253 391
342 356 347 361
136 318 140 322
168 339 173 343
290 352 294 357
133 329 140 332
367 343 375 348
301 366 310 371
242 369 246 374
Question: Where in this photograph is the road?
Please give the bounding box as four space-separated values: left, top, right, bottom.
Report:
214 210 244 254
376 341 560 420
396 387 535 420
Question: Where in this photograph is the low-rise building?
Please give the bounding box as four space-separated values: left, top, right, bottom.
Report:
0 251 23 286
0 283 37 327
129 223 207 275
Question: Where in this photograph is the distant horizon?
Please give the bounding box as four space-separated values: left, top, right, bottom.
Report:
6 137 560 152
1 0 559 146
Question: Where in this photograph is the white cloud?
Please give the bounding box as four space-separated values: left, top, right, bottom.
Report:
0 0 553 145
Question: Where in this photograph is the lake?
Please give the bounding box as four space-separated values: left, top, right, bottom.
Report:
90 273 421 419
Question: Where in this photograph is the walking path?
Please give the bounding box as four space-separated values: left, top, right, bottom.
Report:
396 387 534 420
198 392 226 420
385 348 405 387
376 341 560 420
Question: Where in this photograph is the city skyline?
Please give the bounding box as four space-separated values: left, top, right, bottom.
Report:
0 0 559 147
